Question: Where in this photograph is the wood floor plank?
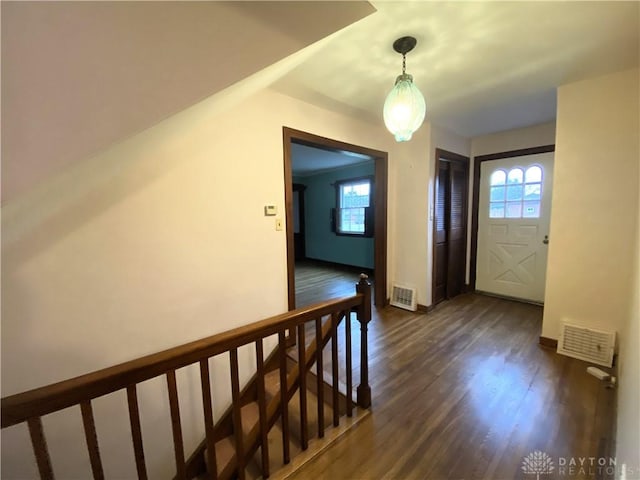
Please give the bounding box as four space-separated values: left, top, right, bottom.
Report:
283 290 616 480
295 261 373 308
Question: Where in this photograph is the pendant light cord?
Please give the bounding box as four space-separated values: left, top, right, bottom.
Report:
402 53 406 75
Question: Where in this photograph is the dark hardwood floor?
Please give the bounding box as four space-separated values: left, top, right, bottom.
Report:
287 293 616 480
295 261 373 308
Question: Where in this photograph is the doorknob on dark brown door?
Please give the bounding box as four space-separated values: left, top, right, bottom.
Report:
543 235 549 245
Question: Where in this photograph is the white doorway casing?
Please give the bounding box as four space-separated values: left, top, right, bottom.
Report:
476 152 554 303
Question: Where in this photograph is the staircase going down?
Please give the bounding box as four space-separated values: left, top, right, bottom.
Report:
202 358 368 480
1 276 373 480
191 304 369 480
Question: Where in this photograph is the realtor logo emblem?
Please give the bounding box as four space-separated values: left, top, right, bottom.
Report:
522 451 555 480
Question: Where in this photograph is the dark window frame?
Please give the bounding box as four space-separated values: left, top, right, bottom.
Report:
333 175 374 237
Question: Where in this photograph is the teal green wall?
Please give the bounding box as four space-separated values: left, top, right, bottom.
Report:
297 162 374 269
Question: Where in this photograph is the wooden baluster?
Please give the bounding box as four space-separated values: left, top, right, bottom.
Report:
278 331 290 464
199 360 217 480
126 385 148 480
166 370 186 479
331 311 340 427
345 311 353 417
80 401 104 480
229 349 245 480
297 324 308 450
315 317 325 438
27 416 54 480
255 340 270 478
356 274 372 408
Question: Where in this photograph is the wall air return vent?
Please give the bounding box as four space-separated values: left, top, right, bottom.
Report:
557 323 616 367
390 284 417 311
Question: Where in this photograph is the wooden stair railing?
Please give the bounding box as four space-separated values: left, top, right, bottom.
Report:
203 310 352 480
184 306 345 479
1 275 372 480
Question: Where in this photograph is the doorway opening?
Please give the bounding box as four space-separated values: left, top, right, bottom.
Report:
432 149 470 305
283 127 388 310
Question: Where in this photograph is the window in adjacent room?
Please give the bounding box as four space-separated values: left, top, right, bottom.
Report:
334 177 374 236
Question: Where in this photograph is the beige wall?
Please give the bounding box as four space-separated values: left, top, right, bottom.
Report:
543 68 639 476
617 187 640 478
1 67 431 475
471 121 557 158
542 68 639 340
616 74 640 476
391 122 471 307
389 123 432 305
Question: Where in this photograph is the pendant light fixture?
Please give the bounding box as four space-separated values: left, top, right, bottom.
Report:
383 36 426 142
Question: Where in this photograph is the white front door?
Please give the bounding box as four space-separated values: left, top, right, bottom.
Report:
476 152 554 303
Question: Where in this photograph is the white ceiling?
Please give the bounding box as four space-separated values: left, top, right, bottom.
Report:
273 1 640 137
3 1 638 201
291 143 374 176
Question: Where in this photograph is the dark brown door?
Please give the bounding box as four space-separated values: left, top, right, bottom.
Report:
446 161 467 297
433 150 469 305
293 183 306 261
434 161 450 303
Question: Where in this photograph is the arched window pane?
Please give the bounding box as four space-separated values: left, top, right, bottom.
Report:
487 165 544 219
490 170 506 186
525 166 542 183
506 202 522 218
523 201 541 218
506 184 523 201
507 168 523 184
524 184 541 200
490 186 505 202
490 203 505 218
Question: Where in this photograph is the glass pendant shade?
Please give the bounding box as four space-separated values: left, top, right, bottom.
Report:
383 73 426 142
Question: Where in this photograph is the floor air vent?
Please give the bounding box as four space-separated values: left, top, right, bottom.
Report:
557 323 615 367
390 285 417 311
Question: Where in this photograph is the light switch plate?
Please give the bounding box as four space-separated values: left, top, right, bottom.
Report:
264 205 277 216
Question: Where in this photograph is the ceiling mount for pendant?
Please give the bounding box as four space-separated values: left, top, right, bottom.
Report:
383 35 427 142
392 36 417 55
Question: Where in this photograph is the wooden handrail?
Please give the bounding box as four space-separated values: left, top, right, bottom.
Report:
1 294 364 429
3 275 373 480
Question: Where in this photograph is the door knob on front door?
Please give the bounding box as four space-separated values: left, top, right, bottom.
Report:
543 235 549 245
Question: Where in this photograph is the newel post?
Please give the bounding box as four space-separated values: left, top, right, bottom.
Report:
355 274 372 408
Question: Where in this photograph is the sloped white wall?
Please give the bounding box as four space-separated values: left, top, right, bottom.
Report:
1 1 374 201
1 72 431 476
1 87 289 480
